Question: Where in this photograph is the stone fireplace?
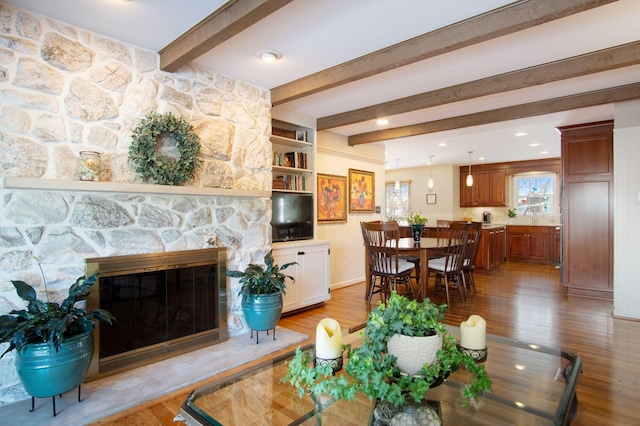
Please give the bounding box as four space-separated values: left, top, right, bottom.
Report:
0 4 273 405
85 247 227 379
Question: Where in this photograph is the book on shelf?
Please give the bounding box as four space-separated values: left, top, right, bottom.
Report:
273 151 308 169
272 174 306 191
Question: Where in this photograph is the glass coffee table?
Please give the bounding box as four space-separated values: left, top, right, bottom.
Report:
178 327 581 425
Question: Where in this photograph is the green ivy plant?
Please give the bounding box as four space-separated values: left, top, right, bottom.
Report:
129 112 203 185
508 208 517 218
283 292 492 407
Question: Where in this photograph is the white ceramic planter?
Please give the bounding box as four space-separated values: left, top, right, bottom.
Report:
387 333 443 376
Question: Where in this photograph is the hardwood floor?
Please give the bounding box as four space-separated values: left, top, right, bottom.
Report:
92 262 640 425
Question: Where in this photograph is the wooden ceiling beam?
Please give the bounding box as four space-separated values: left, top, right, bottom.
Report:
271 0 616 105
319 41 640 130
348 83 640 145
159 0 294 72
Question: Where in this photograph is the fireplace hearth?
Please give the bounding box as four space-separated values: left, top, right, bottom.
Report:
85 248 228 379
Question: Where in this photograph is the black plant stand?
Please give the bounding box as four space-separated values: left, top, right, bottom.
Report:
30 384 83 417
250 327 276 344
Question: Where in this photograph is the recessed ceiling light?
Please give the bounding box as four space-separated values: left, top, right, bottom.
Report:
438 142 447 147
257 50 282 62
376 118 389 126
478 157 485 160
515 132 528 137
528 143 540 147
540 151 550 154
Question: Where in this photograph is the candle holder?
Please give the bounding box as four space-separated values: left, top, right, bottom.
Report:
78 151 103 182
457 343 488 363
314 353 343 374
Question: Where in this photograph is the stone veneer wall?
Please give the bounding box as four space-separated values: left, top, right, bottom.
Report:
0 4 273 404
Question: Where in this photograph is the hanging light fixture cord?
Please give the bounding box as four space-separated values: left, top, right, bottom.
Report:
428 155 434 189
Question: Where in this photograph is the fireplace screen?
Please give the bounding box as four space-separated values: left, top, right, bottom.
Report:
85 248 227 379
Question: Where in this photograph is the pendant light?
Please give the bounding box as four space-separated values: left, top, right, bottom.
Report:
427 155 434 189
466 151 474 187
394 159 400 190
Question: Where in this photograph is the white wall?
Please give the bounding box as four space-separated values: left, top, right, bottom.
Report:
315 131 385 289
390 164 461 223
613 100 640 320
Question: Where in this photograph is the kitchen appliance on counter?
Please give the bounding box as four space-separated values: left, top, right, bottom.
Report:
482 211 492 224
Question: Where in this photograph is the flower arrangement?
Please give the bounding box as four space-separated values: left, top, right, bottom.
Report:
508 208 517 218
407 211 428 226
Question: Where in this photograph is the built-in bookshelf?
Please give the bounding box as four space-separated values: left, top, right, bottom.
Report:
271 120 314 194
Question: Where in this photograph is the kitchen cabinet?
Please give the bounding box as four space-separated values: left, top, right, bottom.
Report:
507 226 552 263
460 168 506 207
272 240 330 313
475 226 505 273
559 121 613 299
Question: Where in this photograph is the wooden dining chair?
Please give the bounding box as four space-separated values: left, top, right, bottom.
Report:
426 222 470 305
461 221 483 298
361 221 415 303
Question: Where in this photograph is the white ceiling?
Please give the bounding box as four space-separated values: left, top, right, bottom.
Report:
7 0 640 170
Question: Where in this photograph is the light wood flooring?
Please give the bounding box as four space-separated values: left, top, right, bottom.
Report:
92 262 640 425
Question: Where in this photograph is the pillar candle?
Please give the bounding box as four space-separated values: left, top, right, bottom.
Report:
315 318 343 359
460 315 486 350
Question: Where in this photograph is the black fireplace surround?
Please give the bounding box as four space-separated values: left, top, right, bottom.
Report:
85 248 228 379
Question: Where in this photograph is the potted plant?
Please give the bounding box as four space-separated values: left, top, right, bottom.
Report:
284 292 492 422
407 211 428 241
508 208 517 223
226 250 297 343
0 266 115 407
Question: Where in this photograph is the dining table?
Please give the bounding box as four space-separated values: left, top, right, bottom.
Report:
364 237 448 301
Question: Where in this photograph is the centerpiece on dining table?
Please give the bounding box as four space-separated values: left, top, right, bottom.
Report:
407 211 428 241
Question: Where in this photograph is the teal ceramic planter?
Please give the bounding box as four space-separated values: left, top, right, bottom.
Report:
242 291 283 332
15 330 94 398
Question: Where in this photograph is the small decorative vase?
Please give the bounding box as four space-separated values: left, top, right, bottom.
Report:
387 333 442 376
78 151 103 182
410 224 424 242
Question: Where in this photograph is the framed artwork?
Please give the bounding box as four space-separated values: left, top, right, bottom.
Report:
295 130 307 142
348 168 375 213
427 194 437 204
317 173 347 223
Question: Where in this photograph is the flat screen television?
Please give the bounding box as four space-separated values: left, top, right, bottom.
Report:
271 193 313 242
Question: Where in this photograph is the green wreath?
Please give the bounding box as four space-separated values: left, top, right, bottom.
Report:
129 112 203 185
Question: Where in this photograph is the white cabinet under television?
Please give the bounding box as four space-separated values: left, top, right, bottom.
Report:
272 240 330 313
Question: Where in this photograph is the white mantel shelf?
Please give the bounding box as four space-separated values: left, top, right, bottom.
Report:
1 177 271 198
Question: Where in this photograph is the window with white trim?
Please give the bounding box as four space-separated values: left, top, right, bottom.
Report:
513 173 556 215
385 181 410 220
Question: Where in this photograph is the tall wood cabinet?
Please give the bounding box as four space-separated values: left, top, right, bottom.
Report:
559 121 613 299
